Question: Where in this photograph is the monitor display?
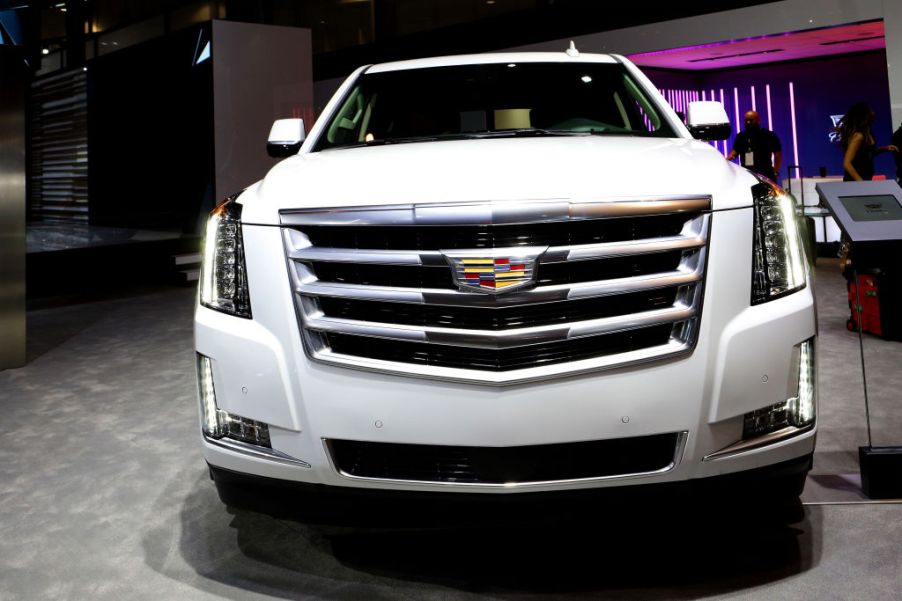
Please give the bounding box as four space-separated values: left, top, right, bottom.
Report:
838 195 902 223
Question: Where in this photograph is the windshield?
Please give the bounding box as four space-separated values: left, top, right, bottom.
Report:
314 61 676 151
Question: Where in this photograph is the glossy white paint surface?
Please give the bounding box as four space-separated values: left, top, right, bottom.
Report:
267 118 305 144
687 101 730 127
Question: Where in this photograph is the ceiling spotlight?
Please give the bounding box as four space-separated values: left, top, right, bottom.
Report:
581 75 592 83
42 48 49 55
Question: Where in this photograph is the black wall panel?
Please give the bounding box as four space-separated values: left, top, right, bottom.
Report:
87 24 213 232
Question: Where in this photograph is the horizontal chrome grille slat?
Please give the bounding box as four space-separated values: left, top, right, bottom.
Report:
289 247 437 266
303 305 695 349
282 197 711 384
280 196 711 226
295 264 702 307
553 233 706 262
288 234 705 265
316 336 690 384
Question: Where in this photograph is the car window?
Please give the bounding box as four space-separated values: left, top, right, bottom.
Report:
314 62 675 150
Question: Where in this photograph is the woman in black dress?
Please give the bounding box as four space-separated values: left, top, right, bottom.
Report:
835 102 898 181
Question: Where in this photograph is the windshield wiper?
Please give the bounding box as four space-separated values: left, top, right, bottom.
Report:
376 136 440 145
459 128 583 139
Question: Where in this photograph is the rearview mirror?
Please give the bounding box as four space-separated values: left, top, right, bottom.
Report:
687 101 732 141
267 118 305 158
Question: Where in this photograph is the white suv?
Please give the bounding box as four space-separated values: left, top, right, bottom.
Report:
195 51 816 515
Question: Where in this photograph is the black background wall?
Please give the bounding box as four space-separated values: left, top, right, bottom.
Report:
87 24 214 232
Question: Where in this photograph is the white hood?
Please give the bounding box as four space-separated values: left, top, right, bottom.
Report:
239 136 757 225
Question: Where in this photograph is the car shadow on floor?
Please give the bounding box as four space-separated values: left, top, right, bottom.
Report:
153 475 822 600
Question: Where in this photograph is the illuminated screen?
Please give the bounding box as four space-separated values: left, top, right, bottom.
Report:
839 195 902 222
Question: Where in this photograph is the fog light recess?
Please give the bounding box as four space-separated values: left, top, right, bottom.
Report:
197 354 272 448
742 338 816 440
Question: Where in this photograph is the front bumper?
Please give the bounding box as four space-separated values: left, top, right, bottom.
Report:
209 454 813 525
195 207 817 495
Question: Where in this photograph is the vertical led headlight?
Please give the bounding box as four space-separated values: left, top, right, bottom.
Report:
751 178 806 304
200 197 252 318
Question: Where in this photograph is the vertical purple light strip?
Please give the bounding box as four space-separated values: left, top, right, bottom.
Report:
789 82 799 171
751 86 756 112
702 90 706 101
721 89 728 156
766 84 773 129
733 87 740 137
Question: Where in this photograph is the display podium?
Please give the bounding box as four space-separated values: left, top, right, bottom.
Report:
816 180 902 499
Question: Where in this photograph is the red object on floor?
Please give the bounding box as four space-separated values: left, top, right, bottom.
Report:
847 275 883 337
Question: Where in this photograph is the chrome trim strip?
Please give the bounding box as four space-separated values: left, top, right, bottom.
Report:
322 431 688 488
289 246 441 266
295 266 703 307
287 214 707 266
309 338 693 385
280 196 711 226
557 233 706 262
304 305 695 349
702 424 815 462
565 264 703 300
204 435 313 468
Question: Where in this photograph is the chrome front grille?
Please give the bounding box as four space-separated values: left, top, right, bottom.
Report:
281 197 711 384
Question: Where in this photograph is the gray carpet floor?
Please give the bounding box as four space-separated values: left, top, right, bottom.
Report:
1 258 900 600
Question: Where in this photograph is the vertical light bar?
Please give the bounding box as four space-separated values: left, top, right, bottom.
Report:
721 89 728 156
751 85 756 111
789 81 799 170
702 90 706 101
766 84 773 129
731 88 740 157
198 354 226 438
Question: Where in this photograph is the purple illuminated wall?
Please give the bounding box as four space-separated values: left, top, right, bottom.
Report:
643 51 897 180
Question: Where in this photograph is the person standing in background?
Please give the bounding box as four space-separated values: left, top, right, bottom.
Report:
835 102 898 181
727 110 782 181
892 121 902 184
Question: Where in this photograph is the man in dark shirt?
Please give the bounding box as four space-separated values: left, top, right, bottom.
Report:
727 110 782 182
892 122 902 184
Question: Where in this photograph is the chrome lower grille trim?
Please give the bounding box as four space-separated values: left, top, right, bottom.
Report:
302 304 695 349
282 197 711 384
324 432 689 487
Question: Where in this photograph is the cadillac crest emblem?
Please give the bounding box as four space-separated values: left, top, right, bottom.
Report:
443 248 545 294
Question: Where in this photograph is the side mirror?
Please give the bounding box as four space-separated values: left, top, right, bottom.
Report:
267 118 305 158
687 101 732 141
